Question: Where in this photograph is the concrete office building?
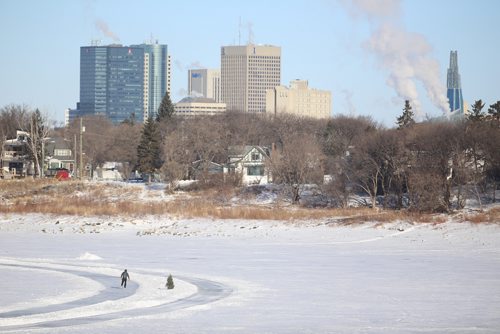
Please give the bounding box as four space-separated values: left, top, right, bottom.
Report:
221 45 281 113
174 97 226 116
266 80 331 119
188 69 221 102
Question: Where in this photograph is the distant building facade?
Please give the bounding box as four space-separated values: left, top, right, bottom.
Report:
266 80 332 119
221 45 281 113
79 42 171 124
174 97 226 116
188 69 221 102
447 50 464 114
132 42 171 121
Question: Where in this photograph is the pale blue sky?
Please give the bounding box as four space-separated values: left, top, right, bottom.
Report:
0 0 498 127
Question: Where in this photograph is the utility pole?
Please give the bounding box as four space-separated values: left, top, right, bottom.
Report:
74 134 77 177
79 118 84 179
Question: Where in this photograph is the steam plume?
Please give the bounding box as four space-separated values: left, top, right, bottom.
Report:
340 0 449 117
95 19 120 42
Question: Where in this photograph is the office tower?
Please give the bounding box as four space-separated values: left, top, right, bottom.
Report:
447 50 464 114
266 80 332 119
221 45 281 113
132 42 171 121
80 45 144 123
79 42 170 124
188 69 221 102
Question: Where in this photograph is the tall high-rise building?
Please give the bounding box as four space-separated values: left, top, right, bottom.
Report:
132 42 171 121
447 50 464 114
79 42 170 124
221 45 281 113
188 69 221 102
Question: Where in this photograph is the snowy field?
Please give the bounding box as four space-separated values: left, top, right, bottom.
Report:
1 212 500 333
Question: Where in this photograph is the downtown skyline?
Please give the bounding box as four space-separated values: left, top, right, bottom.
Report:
0 0 498 126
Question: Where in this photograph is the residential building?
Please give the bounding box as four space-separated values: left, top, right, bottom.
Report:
188 69 221 102
447 50 464 114
79 42 171 124
0 130 32 177
266 80 332 119
174 97 226 116
45 137 75 175
221 44 281 113
224 145 270 185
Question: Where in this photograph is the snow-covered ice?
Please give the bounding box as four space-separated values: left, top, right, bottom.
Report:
1 212 499 333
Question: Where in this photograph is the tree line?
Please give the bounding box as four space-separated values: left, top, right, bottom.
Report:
1 97 499 213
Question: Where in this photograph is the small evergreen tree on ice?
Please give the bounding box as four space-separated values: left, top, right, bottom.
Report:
166 274 175 289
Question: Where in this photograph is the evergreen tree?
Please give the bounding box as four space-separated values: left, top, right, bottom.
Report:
467 99 485 122
136 117 162 177
487 100 500 124
166 274 175 289
156 91 175 122
396 100 415 129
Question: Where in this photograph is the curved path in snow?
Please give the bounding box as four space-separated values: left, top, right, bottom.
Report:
0 262 232 331
0 263 138 318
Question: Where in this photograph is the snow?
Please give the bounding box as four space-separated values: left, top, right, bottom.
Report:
77 252 102 260
1 209 500 333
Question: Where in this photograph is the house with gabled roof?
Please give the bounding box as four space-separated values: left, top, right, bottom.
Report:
44 137 75 176
224 145 270 185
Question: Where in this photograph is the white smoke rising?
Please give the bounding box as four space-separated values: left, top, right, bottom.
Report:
95 19 120 42
341 89 357 116
189 61 205 69
340 0 401 20
189 90 204 98
341 0 450 118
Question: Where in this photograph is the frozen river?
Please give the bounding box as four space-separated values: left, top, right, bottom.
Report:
1 214 499 333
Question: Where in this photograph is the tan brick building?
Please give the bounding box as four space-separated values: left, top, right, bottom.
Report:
266 80 331 119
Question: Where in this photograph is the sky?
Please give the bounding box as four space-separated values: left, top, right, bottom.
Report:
0 0 498 127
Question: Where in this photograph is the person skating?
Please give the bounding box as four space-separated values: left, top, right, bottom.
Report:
120 269 130 288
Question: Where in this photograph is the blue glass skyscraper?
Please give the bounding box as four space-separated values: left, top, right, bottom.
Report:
80 45 144 124
132 42 171 121
446 51 464 114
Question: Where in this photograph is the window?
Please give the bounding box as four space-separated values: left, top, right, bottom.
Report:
54 149 72 156
247 166 264 176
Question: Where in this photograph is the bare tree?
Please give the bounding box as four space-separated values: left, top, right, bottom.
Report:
268 132 325 204
405 122 462 212
65 115 114 170
22 109 51 177
350 131 384 210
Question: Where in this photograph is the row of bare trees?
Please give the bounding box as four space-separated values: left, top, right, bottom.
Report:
2 102 499 212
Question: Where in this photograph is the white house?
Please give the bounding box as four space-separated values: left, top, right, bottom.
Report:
224 145 270 185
